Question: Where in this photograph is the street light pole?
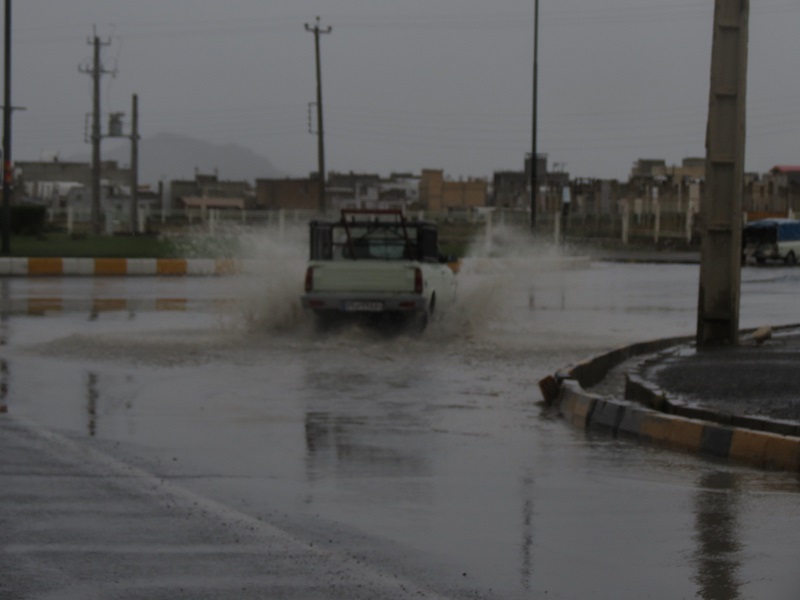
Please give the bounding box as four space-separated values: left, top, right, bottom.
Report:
530 0 539 233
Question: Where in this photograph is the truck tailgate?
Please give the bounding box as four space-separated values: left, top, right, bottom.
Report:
311 262 417 293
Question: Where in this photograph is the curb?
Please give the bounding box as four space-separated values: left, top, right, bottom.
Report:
558 381 800 471
540 330 800 473
0 257 243 276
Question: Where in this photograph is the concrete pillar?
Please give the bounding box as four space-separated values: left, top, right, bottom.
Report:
697 0 749 346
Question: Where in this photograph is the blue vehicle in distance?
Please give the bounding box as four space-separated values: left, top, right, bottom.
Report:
743 218 800 265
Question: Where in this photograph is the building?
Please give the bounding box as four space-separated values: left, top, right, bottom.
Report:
324 172 422 211
668 157 705 181
378 173 421 209
169 171 253 210
492 171 528 208
255 177 320 211
630 159 668 180
746 166 800 218
326 172 381 210
16 159 131 207
418 169 487 213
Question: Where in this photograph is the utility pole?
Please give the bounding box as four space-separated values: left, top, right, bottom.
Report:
696 0 749 346
2 0 24 256
79 30 113 235
130 94 139 234
530 0 539 232
305 16 331 214
2 0 12 254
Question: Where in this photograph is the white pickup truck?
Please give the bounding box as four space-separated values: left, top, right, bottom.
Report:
301 209 457 331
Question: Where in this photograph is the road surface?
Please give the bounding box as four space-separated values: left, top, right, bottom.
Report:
1 255 799 599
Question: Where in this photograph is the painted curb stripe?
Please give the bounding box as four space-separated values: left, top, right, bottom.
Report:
28 258 62 276
156 259 187 276
0 258 244 276
556 379 800 472
94 258 127 276
560 383 596 429
729 429 770 467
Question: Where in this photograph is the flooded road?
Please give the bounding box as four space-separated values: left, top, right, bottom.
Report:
1 259 799 599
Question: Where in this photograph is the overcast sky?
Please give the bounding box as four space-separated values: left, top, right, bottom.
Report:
9 1 800 181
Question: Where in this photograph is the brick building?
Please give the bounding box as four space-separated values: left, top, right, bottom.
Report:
419 169 487 213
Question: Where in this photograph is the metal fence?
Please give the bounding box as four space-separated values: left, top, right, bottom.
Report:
45 203 699 247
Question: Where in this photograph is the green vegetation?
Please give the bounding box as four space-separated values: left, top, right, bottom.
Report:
3 222 485 259
438 221 484 258
6 233 178 259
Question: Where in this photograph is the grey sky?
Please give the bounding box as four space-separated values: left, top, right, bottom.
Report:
10 1 800 183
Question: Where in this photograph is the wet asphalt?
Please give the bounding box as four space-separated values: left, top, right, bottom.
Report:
641 328 800 425
2 258 799 599
0 418 447 600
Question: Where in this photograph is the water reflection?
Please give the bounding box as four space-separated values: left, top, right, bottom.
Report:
86 372 99 437
0 294 206 318
303 411 430 481
0 279 9 345
520 473 535 591
0 359 8 413
693 471 742 600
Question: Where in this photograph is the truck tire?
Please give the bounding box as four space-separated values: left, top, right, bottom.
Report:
412 310 429 334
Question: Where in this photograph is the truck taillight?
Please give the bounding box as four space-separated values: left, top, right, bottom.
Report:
304 267 314 292
414 267 423 294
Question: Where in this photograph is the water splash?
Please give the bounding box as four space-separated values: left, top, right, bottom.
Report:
199 223 310 335
179 221 588 346
435 224 588 342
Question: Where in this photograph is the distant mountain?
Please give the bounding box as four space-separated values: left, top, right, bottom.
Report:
76 132 285 186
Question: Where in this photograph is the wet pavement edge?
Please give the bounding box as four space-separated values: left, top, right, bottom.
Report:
539 329 800 473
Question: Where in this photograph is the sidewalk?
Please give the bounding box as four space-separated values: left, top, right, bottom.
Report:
540 326 800 471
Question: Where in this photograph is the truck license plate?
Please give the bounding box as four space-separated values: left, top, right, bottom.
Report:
344 301 384 312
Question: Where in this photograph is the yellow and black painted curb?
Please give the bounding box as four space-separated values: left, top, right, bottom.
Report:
556 381 800 472
539 329 800 472
0 257 242 276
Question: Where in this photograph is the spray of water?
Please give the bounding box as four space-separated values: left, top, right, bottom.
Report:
15 221 592 367
187 220 587 347
216 223 310 334
434 223 586 343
